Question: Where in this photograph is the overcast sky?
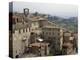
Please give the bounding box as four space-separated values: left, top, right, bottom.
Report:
11 2 78 18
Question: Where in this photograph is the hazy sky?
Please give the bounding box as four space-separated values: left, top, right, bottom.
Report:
12 2 78 18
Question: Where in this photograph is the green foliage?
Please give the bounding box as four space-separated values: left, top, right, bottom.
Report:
48 16 78 33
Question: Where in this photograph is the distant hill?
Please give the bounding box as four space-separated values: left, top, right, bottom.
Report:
48 15 78 33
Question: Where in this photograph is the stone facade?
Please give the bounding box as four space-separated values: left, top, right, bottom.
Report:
9 9 77 58
62 31 76 55
12 23 30 58
41 26 63 55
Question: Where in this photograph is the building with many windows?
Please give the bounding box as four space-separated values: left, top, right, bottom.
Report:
9 8 76 58
42 26 63 55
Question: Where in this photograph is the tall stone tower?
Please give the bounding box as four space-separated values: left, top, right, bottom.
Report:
24 8 29 17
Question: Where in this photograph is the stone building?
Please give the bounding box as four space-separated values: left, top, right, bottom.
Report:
11 23 30 58
42 26 63 55
62 42 74 55
9 12 51 58
9 10 31 58
9 8 67 58
29 42 49 56
62 31 75 55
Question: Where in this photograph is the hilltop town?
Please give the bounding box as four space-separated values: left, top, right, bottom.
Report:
9 8 78 58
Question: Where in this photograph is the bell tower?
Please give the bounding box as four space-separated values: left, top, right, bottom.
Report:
24 8 29 17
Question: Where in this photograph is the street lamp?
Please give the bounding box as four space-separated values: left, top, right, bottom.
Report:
37 38 43 56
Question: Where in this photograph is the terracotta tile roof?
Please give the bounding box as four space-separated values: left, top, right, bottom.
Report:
29 43 49 47
63 42 73 47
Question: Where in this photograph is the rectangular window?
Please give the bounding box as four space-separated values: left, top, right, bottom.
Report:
32 29 34 31
46 32 48 35
43 32 44 34
23 29 25 33
19 29 21 34
26 28 27 32
49 32 51 35
17 18 18 22
58 33 60 35
53 32 54 35
53 37 55 40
